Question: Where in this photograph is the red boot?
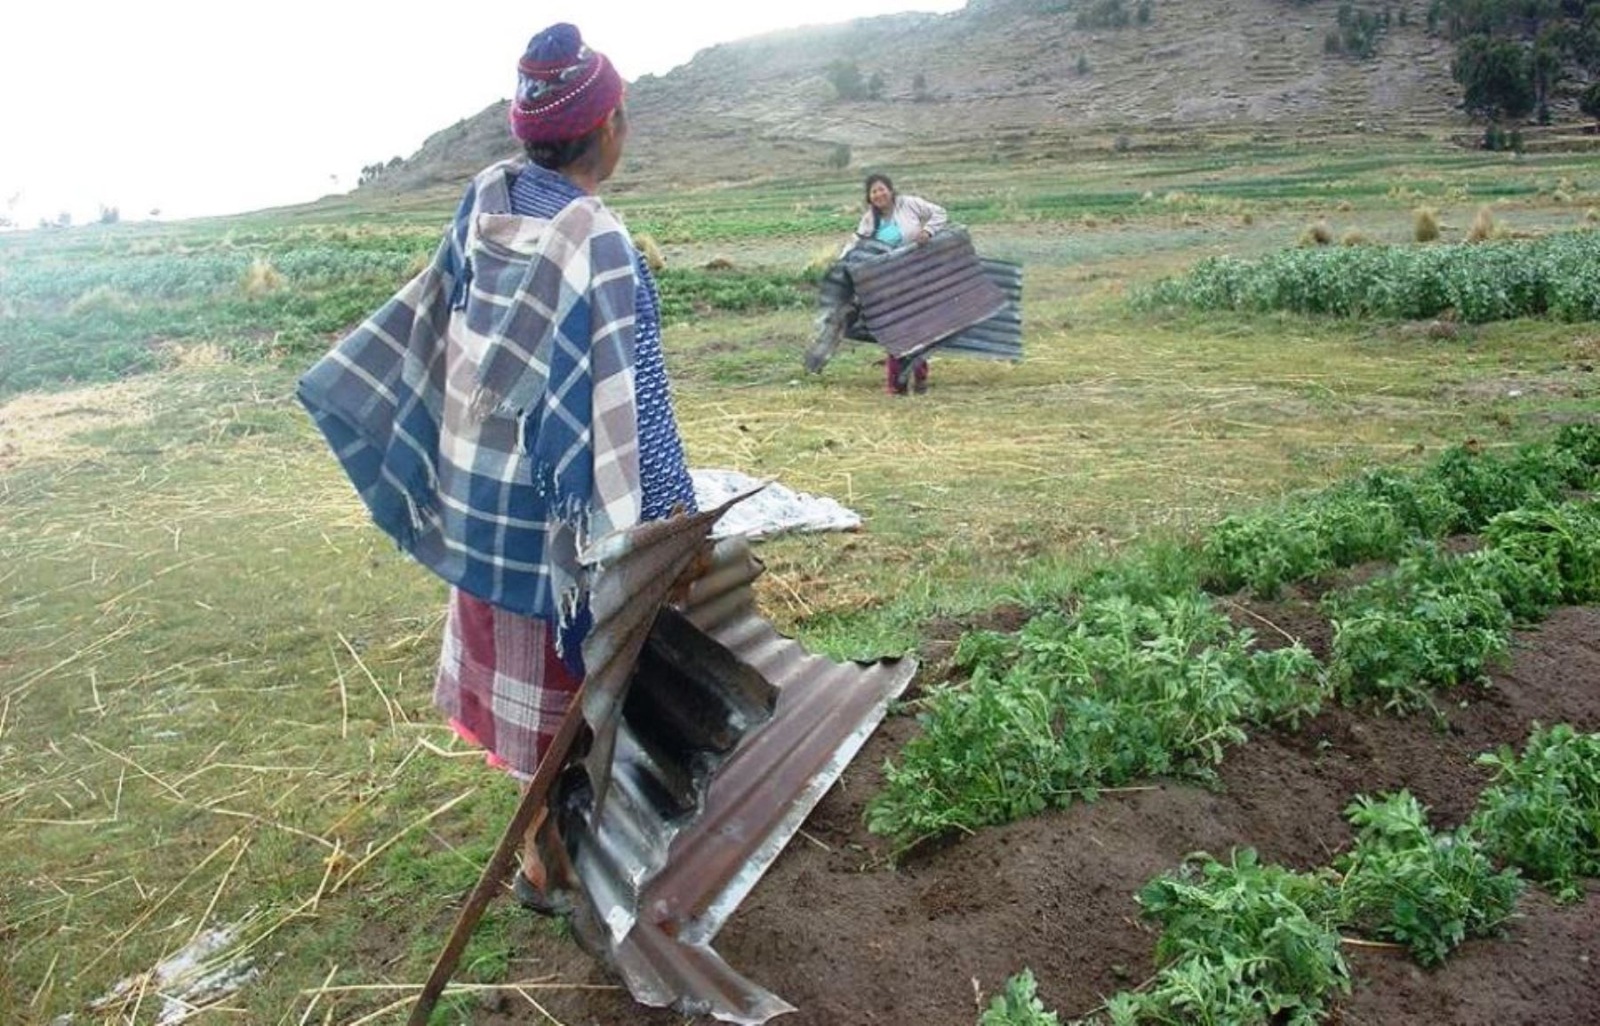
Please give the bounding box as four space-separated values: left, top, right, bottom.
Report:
885 355 908 395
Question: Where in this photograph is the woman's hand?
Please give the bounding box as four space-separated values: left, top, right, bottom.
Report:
915 228 932 244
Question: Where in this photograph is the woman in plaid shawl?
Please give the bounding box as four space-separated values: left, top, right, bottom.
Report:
441 23 697 914
301 23 694 916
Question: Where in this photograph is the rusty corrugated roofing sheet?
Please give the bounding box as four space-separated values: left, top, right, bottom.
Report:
804 232 1023 374
926 257 1024 363
552 515 916 1024
851 229 1007 356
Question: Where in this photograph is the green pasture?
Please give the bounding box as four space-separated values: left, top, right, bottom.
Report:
2 140 1598 1023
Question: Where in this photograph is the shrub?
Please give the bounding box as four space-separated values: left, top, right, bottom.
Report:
824 59 868 101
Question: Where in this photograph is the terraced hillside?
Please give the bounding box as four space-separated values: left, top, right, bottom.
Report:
372 0 1472 196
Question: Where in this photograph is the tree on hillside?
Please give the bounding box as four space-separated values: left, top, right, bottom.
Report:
358 157 404 187
1453 33 1537 121
1581 80 1600 128
825 59 869 101
1077 0 1132 28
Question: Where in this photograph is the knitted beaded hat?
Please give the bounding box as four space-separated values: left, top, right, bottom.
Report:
508 23 624 144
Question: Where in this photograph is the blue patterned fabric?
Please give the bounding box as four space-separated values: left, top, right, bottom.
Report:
299 162 646 652
507 166 696 521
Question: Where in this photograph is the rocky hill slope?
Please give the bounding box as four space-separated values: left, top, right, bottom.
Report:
370 0 1472 195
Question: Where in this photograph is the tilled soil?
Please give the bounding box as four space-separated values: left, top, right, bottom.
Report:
470 605 1600 1026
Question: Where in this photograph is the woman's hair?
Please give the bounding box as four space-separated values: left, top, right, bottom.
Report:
524 105 625 171
863 173 895 204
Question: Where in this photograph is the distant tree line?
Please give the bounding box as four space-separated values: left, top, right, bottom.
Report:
1428 0 1600 135
1289 0 1600 140
824 59 885 101
358 156 405 187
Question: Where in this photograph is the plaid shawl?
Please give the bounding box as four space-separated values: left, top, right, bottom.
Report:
298 161 642 653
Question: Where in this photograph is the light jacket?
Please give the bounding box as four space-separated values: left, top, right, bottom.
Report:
852 194 948 247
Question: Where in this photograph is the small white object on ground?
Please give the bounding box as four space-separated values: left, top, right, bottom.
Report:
691 469 862 540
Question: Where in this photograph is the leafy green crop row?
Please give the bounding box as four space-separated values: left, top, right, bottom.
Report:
1203 426 1600 598
1473 724 1600 902
654 267 812 321
1139 230 1600 323
876 426 1600 850
867 592 1323 847
1325 499 1600 712
1015 723 1600 1024
0 230 815 396
1088 793 1519 1025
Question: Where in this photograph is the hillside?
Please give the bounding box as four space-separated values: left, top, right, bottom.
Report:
370 0 1475 195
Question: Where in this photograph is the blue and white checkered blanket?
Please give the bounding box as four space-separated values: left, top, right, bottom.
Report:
298 161 642 650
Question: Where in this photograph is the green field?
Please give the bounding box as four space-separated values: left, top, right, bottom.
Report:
3 140 1598 1023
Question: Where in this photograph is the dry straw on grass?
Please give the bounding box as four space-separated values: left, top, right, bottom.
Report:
67 285 136 318
1340 230 1373 247
803 244 839 279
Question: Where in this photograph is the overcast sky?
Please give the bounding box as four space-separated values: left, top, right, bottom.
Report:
1 1 966 227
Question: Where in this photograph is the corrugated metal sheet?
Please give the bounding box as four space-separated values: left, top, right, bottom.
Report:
804 234 1023 373
552 516 917 1023
852 229 1007 356
927 258 1024 363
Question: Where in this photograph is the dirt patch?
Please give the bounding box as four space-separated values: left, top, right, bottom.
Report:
0 379 159 470
447 606 1600 1025
1438 374 1595 404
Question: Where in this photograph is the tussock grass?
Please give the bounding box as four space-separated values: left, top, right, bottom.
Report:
633 232 667 271
1300 219 1334 246
240 256 285 297
1467 205 1501 243
1414 205 1441 242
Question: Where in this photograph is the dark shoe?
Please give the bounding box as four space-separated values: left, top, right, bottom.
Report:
513 871 572 917
911 378 929 394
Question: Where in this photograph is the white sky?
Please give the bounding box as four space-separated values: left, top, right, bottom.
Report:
0 1 966 227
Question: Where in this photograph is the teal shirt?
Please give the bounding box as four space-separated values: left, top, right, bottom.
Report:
873 220 904 245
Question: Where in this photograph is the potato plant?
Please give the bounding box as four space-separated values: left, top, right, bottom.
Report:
1472 724 1600 902
1336 791 1523 966
867 593 1323 847
1140 230 1600 324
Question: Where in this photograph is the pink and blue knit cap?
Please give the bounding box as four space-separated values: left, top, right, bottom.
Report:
509 23 624 145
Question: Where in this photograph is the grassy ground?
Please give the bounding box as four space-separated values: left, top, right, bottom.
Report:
2 141 1597 1023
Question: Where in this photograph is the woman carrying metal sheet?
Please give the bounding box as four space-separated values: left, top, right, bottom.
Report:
299 23 695 916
